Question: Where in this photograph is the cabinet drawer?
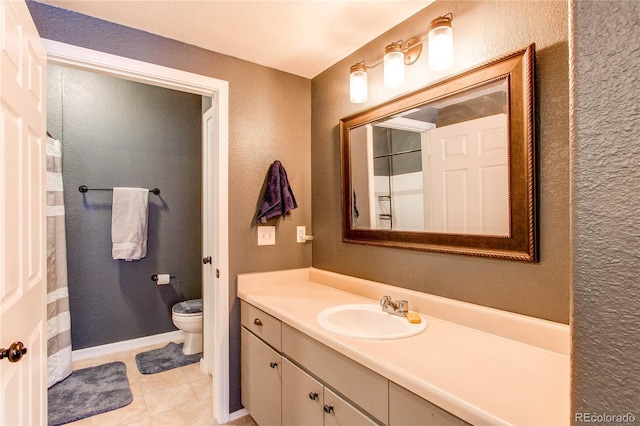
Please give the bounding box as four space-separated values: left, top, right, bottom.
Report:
389 382 469 425
241 327 282 426
241 300 282 350
282 324 388 424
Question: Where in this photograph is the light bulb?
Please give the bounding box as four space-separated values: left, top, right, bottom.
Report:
349 63 368 104
428 16 453 71
384 42 405 90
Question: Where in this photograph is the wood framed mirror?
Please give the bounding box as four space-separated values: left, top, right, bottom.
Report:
340 44 536 262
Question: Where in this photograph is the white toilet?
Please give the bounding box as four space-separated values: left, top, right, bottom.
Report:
171 299 203 355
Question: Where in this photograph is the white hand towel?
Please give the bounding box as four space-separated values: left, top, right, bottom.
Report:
111 187 149 261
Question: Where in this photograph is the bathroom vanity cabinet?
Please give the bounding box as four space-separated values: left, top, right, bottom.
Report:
241 300 467 426
238 269 570 425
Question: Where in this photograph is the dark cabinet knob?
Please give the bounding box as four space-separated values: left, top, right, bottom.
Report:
323 404 334 414
253 318 263 326
269 361 278 368
308 391 319 400
202 256 212 264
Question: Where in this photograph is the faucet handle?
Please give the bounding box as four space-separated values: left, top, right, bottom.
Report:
380 295 392 307
397 300 409 313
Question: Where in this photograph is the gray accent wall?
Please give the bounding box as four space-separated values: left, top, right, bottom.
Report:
27 0 312 412
570 0 640 420
47 64 203 350
312 1 570 324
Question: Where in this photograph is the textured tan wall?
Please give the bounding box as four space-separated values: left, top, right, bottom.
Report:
222 51 312 411
311 1 570 323
570 0 640 419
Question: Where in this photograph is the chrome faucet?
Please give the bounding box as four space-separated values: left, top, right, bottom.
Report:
380 296 409 317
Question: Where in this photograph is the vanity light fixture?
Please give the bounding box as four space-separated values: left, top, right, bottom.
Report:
348 13 453 104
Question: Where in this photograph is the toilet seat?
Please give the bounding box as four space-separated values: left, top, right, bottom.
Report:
172 299 202 317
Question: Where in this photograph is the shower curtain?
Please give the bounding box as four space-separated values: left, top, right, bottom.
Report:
46 136 72 387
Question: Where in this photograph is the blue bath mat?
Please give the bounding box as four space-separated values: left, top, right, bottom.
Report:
135 342 201 374
48 361 132 425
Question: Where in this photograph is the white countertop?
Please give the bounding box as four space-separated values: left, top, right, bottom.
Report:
238 268 569 425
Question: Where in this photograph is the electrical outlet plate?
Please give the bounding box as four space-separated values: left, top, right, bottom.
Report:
258 226 276 246
297 226 306 243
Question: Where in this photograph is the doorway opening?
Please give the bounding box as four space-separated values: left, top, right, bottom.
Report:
44 39 231 423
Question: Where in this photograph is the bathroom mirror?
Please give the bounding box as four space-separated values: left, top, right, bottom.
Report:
340 44 536 262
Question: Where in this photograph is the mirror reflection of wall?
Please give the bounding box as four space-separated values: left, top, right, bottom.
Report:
351 79 510 236
373 127 424 231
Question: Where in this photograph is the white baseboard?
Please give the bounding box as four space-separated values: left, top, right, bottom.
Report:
71 330 184 361
228 408 249 422
199 357 210 375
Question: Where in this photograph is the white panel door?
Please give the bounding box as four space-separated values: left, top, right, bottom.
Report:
1 0 48 424
426 114 509 235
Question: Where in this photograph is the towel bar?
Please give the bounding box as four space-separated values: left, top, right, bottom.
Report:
79 185 160 195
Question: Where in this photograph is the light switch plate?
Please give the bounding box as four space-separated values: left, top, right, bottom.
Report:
297 226 306 243
258 226 276 246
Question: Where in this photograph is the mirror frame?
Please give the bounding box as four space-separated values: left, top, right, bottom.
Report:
340 44 536 262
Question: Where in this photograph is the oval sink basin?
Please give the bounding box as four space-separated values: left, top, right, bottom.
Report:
317 304 427 340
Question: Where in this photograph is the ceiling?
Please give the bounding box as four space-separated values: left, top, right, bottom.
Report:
35 0 433 79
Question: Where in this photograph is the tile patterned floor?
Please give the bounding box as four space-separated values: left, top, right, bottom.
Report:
61 341 256 426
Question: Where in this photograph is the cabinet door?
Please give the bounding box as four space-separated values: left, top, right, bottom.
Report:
282 358 323 426
282 324 388 423
389 382 469 425
241 327 282 426
323 387 377 426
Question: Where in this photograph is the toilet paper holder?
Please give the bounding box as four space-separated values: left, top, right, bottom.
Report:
151 274 175 282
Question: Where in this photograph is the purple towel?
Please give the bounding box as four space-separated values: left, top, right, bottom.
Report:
257 160 298 222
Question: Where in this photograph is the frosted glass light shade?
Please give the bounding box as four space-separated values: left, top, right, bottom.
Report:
384 43 405 90
350 64 368 104
428 17 453 71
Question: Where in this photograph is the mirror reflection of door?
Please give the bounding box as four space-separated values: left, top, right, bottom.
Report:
426 113 509 236
351 79 509 236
